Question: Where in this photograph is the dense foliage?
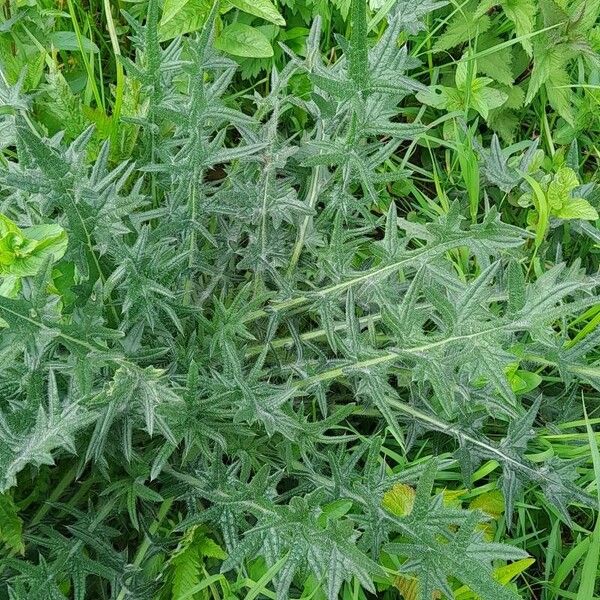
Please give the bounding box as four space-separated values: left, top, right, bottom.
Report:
0 0 599 599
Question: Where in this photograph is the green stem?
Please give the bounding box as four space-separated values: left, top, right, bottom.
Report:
287 160 323 275
115 497 174 600
540 89 555 158
103 0 125 148
29 465 78 527
183 182 197 305
293 324 511 388
243 238 481 324
66 0 104 110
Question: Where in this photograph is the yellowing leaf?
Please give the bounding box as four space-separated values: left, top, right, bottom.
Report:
394 574 442 600
442 488 467 507
382 483 416 516
469 490 505 519
494 558 535 585
454 557 535 599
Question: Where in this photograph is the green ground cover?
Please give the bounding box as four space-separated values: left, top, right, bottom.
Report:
1 1 600 598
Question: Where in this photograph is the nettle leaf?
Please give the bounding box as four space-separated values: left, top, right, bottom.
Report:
503 0 537 47
477 36 515 86
547 167 599 220
434 0 491 52
417 59 508 120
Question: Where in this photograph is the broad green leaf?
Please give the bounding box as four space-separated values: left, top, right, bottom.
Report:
556 198 599 220
0 276 20 299
473 85 509 120
417 77 507 120
545 62 575 126
506 365 543 394
227 0 285 25
477 37 514 86
0 214 19 237
159 0 210 40
571 0 600 34
416 85 458 110
49 31 99 54
0 214 68 279
214 23 274 58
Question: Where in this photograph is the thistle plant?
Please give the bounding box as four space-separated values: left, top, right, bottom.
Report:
0 1 598 599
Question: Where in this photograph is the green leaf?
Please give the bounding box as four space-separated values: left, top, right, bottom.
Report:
571 0 600 34
417 75 507 120
416 85 458 110
522 173 550 247
0 214 68 279
391 0 449 35
473 84 509 120
545 62 575 126
434 2 491 52
349 0 369 89
502 0 537 55
477 36 514 86
227 0 285 25
159 0 211 40
507 367 543 394
555 198 599 220
49 31 99 54
0 493 24 553
214 23 274 58
577 402 600 600
547 167 580 210
507 260 526 313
